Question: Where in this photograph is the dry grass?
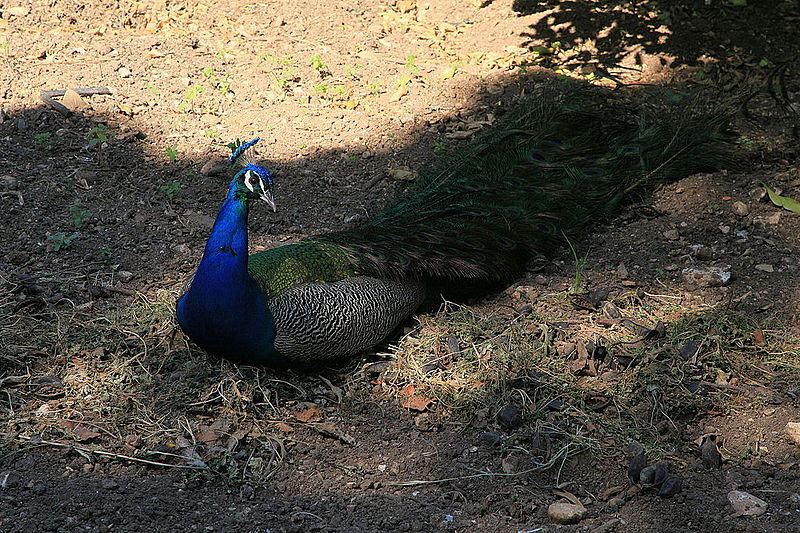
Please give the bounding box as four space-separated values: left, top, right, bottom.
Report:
2 268 798 481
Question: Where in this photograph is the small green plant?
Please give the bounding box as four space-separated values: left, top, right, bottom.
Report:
313 83 330 94
69 206 92 229
161 180 181 199
34 132 53 147
433 141 445 153
87 124 111 148
310 54 329 76
404 54 420 74
147 83 161 96
97 247 112 259
365 80 383 94
202 67 232 95
178 86 205 112
163 146 180 162
204 129 220 139
48 232 79 251
344 64 360 78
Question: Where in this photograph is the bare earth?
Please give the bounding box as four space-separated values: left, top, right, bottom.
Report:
1 1 800 532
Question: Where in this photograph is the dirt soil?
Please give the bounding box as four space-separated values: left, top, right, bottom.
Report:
2 0 800 532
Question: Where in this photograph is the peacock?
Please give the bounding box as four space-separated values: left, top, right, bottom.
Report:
176 84 730 367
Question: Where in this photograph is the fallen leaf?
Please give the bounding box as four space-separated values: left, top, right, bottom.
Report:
764 184 800 214
753 329 766 345
293 403 323 423
74 426 101 442
399 384 434 411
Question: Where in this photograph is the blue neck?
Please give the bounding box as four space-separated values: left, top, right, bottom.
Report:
177 183 282 365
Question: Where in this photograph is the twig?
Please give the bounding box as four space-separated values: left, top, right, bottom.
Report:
15 435 207 470
40 87 113 116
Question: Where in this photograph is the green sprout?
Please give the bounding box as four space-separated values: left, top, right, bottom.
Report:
87 124 111 148
35 132 53 147
161 180 181 199
47 232 79 251
163 146 180 162
69 206 92 229
178 86 205 112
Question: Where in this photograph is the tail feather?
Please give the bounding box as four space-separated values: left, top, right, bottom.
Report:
310 82 732 287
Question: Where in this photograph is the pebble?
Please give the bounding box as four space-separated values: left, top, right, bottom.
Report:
496 404 523 431
682 266 732 287
658 476 683 498
728 490 768 516
547 502 587 524
755 264 774 273
691 245 714 261
118 66 132 78
663 229 680 241
785 422 800 445
117 270 134 283
62 89 88 112
732 201 749 216
701 437 723 468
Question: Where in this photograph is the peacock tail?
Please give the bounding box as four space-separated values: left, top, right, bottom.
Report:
178 83 732 366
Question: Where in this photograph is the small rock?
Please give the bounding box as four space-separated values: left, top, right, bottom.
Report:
719 225 731 234
754 264 774 273
547 501 587 524
691 245 714 261
534 275 548 285
785 422 800 445
118 66 132 78
682 266 731 287
6 6 30 16
628 453 647 483
658 476 683 498
732 201 750 216
701 437 723 468
728 490 768 517
750 187 767 201
479 431 503 446
496 404 523 431
117 270 134 283
753 212 781 228
62 89 88 112
679 340 699 361
663 229 680 241
200 159 226 176
617 263 629 279
640 463 669 489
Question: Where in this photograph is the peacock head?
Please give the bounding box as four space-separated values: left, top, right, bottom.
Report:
234 163 276 212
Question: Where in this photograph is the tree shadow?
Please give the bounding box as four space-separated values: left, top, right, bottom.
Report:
510 0 798 75
1 63 799 531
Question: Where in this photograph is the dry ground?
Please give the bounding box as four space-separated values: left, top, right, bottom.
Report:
2 1 800 532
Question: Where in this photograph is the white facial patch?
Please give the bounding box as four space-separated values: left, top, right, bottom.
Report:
244 171 256 192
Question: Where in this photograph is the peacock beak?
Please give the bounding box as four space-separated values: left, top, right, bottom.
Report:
261 188 277 212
